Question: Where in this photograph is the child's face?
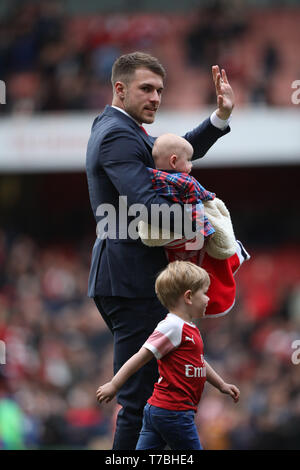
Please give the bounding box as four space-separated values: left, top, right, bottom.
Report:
173 154 193 174
190 285 210 318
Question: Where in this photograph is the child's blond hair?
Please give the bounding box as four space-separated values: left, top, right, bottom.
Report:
155 261 210 310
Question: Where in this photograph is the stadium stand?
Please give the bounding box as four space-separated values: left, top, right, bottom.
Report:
0 2 299 113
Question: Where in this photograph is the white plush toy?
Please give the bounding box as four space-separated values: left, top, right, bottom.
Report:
137 197 236 260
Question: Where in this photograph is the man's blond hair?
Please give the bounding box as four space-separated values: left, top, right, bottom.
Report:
155 261 210 310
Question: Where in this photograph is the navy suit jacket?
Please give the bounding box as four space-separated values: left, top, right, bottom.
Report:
86 105 230 298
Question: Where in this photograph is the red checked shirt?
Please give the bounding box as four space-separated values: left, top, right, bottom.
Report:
148 168 215 239
144 313 206 411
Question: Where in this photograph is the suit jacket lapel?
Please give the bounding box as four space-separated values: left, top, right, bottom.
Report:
103 105 156 166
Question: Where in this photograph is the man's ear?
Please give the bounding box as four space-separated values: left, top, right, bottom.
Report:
114 81 126 100
169 154 178 169
183 289 192 305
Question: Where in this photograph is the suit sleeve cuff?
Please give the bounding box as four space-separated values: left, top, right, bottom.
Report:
210 110 231 130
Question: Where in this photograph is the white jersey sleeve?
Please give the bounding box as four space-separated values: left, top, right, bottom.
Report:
143 314 183 360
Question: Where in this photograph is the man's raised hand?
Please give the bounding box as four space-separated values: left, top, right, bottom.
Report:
212 65 235 120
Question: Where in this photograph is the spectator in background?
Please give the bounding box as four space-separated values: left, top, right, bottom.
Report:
249 42 280 106
186 1 248 69
0 382 26 449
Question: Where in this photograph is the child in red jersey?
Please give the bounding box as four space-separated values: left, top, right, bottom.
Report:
96 261 240 450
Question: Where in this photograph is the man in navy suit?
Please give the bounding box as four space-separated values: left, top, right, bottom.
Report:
86 52 234 449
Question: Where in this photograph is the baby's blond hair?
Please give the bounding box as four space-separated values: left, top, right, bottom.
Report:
155 261 210 310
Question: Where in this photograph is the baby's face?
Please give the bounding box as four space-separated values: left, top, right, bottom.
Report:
173 153 193 174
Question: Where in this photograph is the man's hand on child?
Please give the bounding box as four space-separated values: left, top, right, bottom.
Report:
96 381 118 403
219 382 240 403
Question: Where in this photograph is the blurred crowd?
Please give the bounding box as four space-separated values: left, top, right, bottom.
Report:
0 229 299 449
0 231 114 449
0 0 299 113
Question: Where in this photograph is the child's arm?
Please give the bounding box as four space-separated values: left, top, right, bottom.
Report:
204 359 240 403
96 347 154 403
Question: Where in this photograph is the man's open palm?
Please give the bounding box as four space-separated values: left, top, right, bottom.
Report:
212 65 235 120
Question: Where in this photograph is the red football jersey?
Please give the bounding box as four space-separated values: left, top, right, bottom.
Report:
144 313 206 411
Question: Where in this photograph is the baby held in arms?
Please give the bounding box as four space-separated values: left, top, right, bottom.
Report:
138 133 250 318
147 133 216 249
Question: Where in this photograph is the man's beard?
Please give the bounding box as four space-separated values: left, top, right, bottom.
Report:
125 101 156 125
